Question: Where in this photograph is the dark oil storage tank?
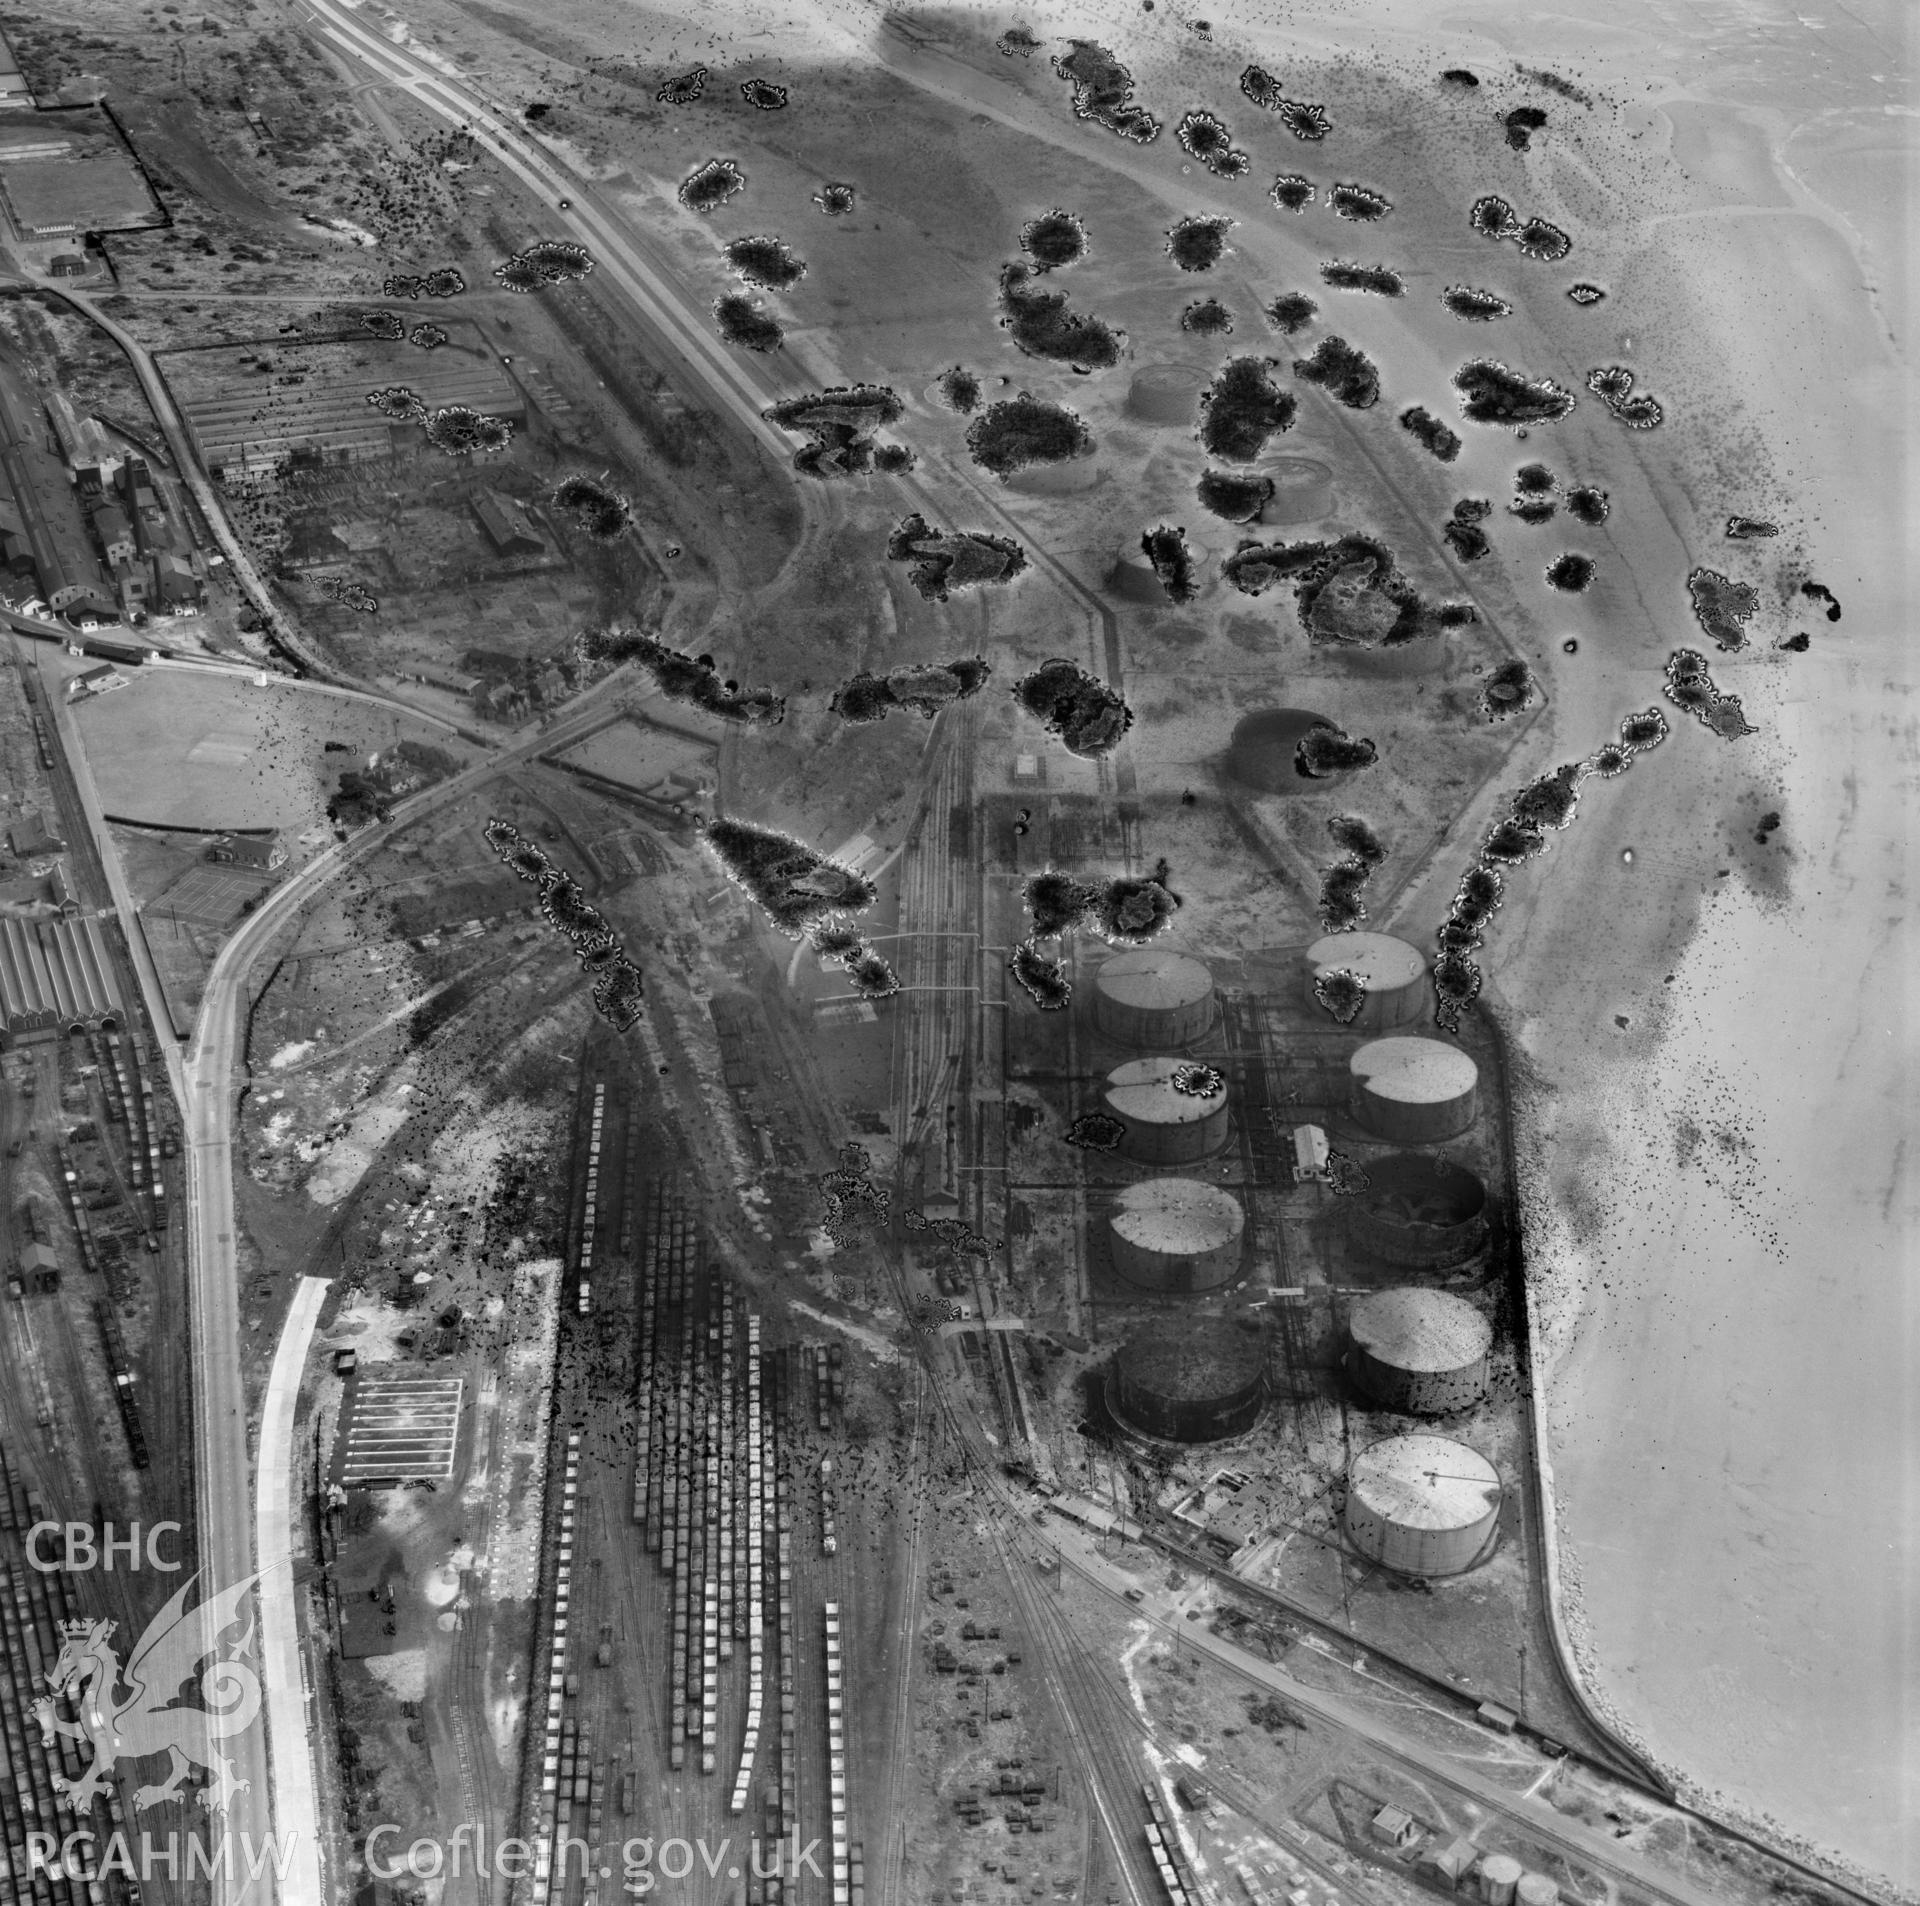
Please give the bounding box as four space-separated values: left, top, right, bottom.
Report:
1127 362 1211 426
1304 932 1427 1032
1343 1432 1501 1576
1101 1056 1230 1165
1349 1036 1479 1143
1109 1314 1268 1442
1107 1179 1245 1292
1349 1152 1488 1268
1224 707 1338 794
1261 455 1335 524
1094 948 1215 1048
1346 1287 1492 1415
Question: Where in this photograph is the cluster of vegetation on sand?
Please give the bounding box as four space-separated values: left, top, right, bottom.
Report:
1665 650 1756 738
409 322 449 350
551 474 631 542
1467 193 1572 260
740 78 788 111
998 263 1125 371
1454 358 1576 426
1443 496 1492 561
484 819 645 1030
714 293 784 352
764 385 910 477
1011 940 1073 1011
1264 291 1318 335
1170 1062 1224 1097
424 406 512 455
366 384 426 421
1020 209 1088 269
1441 285 1511 322
934 365 983 412
1479 658 1536 721
1200 357 1297 459
678 158 747 213
1053 41 1162 142
1800 579 1842 620
814 182 857 215
1223 531 1476 651
580 628 785 725
1567 282 1606 306
1024 866 1180 947
722 234 806 290
1241 69 1331 140
1565 484 1609 525
1270 174 1315 213
966 393 1094 479
383 268 464 299
830 656 993 725
1013 658 1133 757
1687 568 1760 649
1196 469 1273 524
1586 364 1664 428
1293 335 1381 408
1297 723 1378 778
1167 215 1234 272
885 513 1028 601
1321 260 1405 296
1724 515 1778 540
1140 525 1198 603
1328 182 1391 221
362 310 405 340
1181 298 1233 336
1503 106 1548 150
1315 812 1388 937
701 815 879 938
1400 406 1461 462
494 241 594 292
1176 109 1250 177
1545 552 1596 592
656 66 706 104
1064 1109 1127 1147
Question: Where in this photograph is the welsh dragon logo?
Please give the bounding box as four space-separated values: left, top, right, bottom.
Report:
32 1573 263 1815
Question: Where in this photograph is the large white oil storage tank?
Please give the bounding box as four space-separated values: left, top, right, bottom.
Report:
1479 1856 1524 1906
1349 1036 1479 1143
1094 949 1215 1047
1305 932 1428 1032
1101 1056 1230 1166
1108 1179 1245 1292
1515 1876 1560 1906
1346 1287 1493 1415
1343 1432 1501 1576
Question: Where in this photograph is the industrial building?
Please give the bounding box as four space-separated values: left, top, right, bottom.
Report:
1345 1287 1493 1415
1223 707 1338 794
1342 1432 1501 1576
1262 456 1334 524
0 915 120 1044
1126 363 1210 426
1304 932 1428 1032
1099 1056 1230 1165
1093 948 1214 1048
1109 1315 1268 1442
1349 1152 1489 1268
1349 1036 1480 1143
0 366 116 618
208 831 287 872
1107 1179 1244 1292
472 490 550 560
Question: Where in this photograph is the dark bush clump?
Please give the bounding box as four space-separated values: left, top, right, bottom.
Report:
1053 41 1162 143
1546 552 1595 591
1269 174 1315 213
1176 109 1249 177
1220 538 1332 596
1585 742 1632 777
1200 357 1297 459
366 385 426 421
1240 65 1285 108
1442 285 1512 322
1276 99 1330 140
1480 658 1535 720
811 922 866 960
740 78 788 110
1167 215 1232 271
1020 210 1088 269
1482 820 1547 864
966 393 1094 478
1064 1110 1126 1149
1565 484 1609 525
1469 195 1520 240
1510 765 1581 831
1443 520 1490 560
999 263 1125 370
1181 298 1233 336
656 66 707 104
1011 941 1073 1011
361 310 405 339
1196 469 1274 524
1091 875 1178 944
1725 515 1778 539
1320 260 1405 296
1026 871 1096 938
1297 724 1377 777
830 673 899 725
888 513 1028 600
1566 282 1606 306
1264 291 1318 334
1141 525 1198 603
1435 919 1481 955
1503 106 1548 150
1587 365 1664 428
874 443 915 474
1328 814 1386 866
1317 861 1370 931
1313 967 1368 1023
845 951 900 999
678 158 747 214
1457 863 1505 916
814 181 857 215
424 406 512 454
723 234 806 289
1687 568 1759 650
703 816 877 937
1432 953 1483 1031
1514 462 1556 494
1515 218 1571 261
1014 658 1133 757
714 293 784 352
1294 335 1380 409
1510 496 1557 525
1400 406 1461 462
1329 182 1391 221
1455 359 1575 426
1442 68 1479 86
1452 496 1493 523
582 628 785 725
1171 1062 1224 1097
765 385 904 477
1779 631 1811 653
935 365 982 412
552 474 631 541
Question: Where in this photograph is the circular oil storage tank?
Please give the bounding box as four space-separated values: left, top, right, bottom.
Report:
1260 455 1335 524
1127 362 1210 426
1094 948 1215 1048
1110 1315 1267 1442
1304 932 1427 1033
1350 1036 1479 1143
1479 1857 1524 1906
1007 457 1101 495
1108 1180 1245 1292
1350 1152 1489 1269
1343 1432 1501 1577
1347 1288 1492 1415
1515 1877 1560 1906
1101 1056 1230 1165
1224 708 1338 795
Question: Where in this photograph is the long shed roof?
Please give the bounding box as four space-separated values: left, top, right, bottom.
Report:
0 915 118 1029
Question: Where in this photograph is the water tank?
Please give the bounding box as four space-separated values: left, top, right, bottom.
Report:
1261 456 1334 524
1007 457 1101 495
1305 933 1427 1031
1100 1056 1230 1165
1350 1036 1479 1143
1348 1288 1492 1415
1342 1433 1501 1576
1127 363 1210 426
1109 1315 1267 1442
1515 1877 1560 1906
1349 1152 1489 1268
1223 707 1338 794
1094 949 1214 1047
1108 1180 1245 1292
1479 1857 1524 1906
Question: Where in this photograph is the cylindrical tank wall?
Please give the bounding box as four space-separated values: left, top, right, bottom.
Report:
1109 1319 1268 1442
1304 933 1428 1033
1127 365 1209 426
1342 1434 1500 1577
1107 1181 1245 1293
1348 1153 1489 1269
1261 457 1335 524
1346 1288 1492 1416
1479 1857 1524 1906
1094 951 1215 1048
1350 1037 1480 1144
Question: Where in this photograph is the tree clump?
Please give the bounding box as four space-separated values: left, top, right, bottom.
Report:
1293 335 1380 409
1176 109 1249 177
1013 658 1132 757
1053 41 1162 142
1200 356 1297 460
702 816 878 937
1297 723 1378 777
1479 658 1535 720
1264 291 1318 334
1181 298 1233 336
581 628 785 725
1328 182 1391 221
1686 568 1759 651
935 365 981 412
677 159 746 214
1587 364 1664 428
1140 525 1198 603
1167 215 1233 271
1455 358 1575 427
999 262 1125 371
713 293 783 352
1020 209 1088 269
1269 174 1315 213
764 384 906 478
1196 469 1273 524
966 393 1094 479
551 475 631 541
723 234 806 289
1442 285 1512 321
887 514 1028 600
1400 406 1461 462
1320 260 1405 296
